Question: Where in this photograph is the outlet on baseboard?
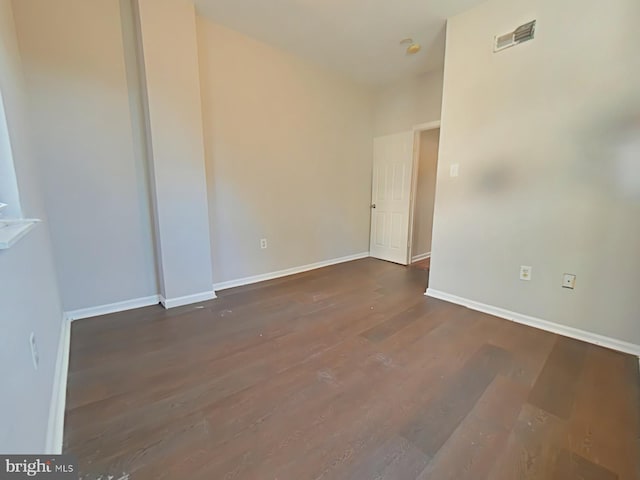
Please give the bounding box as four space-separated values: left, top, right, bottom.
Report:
260 238 268 249
29 332 39 370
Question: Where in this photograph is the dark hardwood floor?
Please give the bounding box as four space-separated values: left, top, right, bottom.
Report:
64 258 639 480
411 257 431 271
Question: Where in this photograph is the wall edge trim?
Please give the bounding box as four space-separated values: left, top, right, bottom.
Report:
213 252 370 292
425 288 640 356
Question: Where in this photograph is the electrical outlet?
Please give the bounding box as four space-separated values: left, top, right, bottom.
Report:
260 238 268 249
562 273 576 289
29 332 39 370
450 164 459 177
519 265 532 281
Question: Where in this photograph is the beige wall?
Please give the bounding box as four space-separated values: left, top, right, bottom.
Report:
0 0 63 452
197 20 375 284
135 0 214 300
430 0 640 344
412 128 439 258
374 70 443 136
12 0 158 311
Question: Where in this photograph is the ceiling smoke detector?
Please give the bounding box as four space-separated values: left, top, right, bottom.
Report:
400 38 421 55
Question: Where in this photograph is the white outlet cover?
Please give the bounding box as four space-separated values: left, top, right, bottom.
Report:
260 238 268 249
29 332 39 370
562 273 576 289
450 164 459 177
519 265 532 281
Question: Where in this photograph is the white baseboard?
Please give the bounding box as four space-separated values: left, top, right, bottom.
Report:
426 288 640 357
159 290 217 309
45 315 71 454
411 252 431 263
65 295 160 321
213 252 370 292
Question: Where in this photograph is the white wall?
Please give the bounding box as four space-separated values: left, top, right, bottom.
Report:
430 0 640 344
374 70 443 136
197 20 375 284
11 0 158 311
135 0 214 301
412 128 439 257
0 84 21 217
0 0 63 452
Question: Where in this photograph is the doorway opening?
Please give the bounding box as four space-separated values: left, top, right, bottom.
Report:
408 123 440 275
368 121 440 270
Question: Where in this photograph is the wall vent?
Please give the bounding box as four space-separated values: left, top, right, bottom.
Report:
494 20 536 52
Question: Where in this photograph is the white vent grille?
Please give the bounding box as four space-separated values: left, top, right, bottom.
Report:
495 32 515 51
494 20 536 52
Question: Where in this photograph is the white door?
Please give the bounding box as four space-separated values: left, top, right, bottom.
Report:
369 131 414 265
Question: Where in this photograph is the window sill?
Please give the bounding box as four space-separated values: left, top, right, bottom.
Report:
0 219 40 250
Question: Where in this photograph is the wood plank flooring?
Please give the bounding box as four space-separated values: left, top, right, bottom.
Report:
64 258 639 480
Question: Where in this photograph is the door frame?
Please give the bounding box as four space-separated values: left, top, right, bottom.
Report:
406 121 441 265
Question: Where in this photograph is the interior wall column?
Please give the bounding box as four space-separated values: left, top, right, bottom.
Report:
133 0 214 308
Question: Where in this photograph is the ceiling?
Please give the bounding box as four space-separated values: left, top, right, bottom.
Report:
193 0 486 86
